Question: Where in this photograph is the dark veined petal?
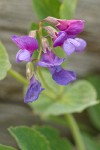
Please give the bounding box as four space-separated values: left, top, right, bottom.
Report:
11 35 38 52
37 50 64 67
63 38 86 55
49 66 76 86
16 49 32 62
74 38 87 52
24 76 44 103
53 31 67 47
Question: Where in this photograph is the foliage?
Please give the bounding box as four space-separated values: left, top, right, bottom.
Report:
32 0 77 20
8 126 73 150
0 42 11 80
83 134 100 150
30 69 98 116
60 0 77 19
87 75 100 130
0 0 100 150
32 0 61 19
0 144 16 150
34 126 73 150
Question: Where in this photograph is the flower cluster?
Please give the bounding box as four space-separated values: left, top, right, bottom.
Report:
11 16 86 103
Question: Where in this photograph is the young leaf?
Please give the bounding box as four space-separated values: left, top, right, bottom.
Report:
32 0 61 19
34 126 73 150
9 126 51 150
60 0 77 19
0 42 11 80
0 144 17 150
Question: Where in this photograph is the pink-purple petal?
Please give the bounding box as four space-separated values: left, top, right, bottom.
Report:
56 20 84 35
56 20 69 31
16 49 31 62
66 20 84 35
11 35 38 52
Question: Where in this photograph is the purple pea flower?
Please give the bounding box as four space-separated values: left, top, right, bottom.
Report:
56 19 84 35
44 16 84 35
37 50 64 67
53 31 86 55
11 35 38 62
37 50 76 86
24 76 44 103
49 66 76 86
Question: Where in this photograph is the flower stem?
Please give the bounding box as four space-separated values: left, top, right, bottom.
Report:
37 21 56 96
65 114 85 150
38 21 43 60
8 69 28 86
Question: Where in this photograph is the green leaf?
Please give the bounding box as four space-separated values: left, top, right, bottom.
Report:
29 92 52 115
45 81 98 116
9 126 51 150
60 0 77 19
0 144 16 150
29 22 39 31
54 47 66 58
38 69 61 93
86 75 100 130
0 42 11 80
30 76 98 116
86 75 100 99
32 0 61 19
88 104 100 130
34 126 73 150
83 134 100 150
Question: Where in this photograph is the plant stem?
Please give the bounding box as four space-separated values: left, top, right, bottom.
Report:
65 114 85 150
8 69 28 86
37 21 56 96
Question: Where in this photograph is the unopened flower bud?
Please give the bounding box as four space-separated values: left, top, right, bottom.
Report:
29 30 36 38
41 37 50 53
44 16 58 25
26 62 34 80
44 26 57 40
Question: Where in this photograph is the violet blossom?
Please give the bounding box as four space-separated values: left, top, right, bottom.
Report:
53 31 86 55
24 76 44 103
11 35 38 62
49 66 76 86
38 50 76 86
37 50 64 67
